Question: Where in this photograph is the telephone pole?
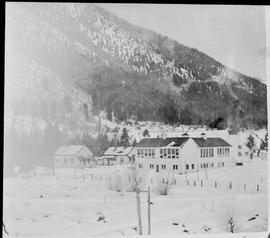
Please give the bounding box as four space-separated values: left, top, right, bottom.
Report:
147 186 152 235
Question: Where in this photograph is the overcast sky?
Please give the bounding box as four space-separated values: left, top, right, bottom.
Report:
98 4 266 81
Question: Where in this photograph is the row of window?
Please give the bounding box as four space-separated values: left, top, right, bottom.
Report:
200 148 214 158
160 148 180 159
200 147 230 158
137 148 155 158
140 162 226 171
238 151 249 157
217 147 230 157
148 164 179 170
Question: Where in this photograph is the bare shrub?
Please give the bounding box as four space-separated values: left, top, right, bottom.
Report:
217 203 240 233
108 174 122 192
155 170 174 195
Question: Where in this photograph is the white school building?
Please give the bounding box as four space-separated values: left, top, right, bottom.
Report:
135 134 233 174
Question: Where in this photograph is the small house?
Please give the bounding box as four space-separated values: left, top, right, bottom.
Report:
54 145 95 169
102 147 136 166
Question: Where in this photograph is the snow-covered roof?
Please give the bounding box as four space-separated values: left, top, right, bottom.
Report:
137 137 231 148
103 147 134 156
55 145 90 156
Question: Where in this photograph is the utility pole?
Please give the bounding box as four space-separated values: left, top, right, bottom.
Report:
147 186 153 235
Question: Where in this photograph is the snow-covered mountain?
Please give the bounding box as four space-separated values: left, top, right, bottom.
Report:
6 3 267 131
4 3 267 172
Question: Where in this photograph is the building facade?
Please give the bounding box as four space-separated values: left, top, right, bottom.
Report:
135 136 233 174
226 134 251 164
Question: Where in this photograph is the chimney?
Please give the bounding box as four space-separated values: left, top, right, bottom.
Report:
201 132 207 140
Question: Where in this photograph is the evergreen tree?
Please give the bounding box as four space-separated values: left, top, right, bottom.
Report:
119 128 130 147
246 135 255 151
143 129 150 138
132 139 137 147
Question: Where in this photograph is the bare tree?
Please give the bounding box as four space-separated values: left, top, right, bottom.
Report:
218 206 240 233
155 169 174 195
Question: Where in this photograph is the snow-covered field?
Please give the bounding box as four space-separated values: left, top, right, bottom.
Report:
3 159 268 237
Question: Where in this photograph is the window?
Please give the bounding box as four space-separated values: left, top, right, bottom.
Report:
212 163 214 167
191 164 194 169
148 149 151 157
160 149 163 158
209 148 213 157
137 149 140 156
238 145 242 150
238 152 242 156
164 149 167 158
172 149 175 158
141 149 144 158
150 164 154 169
168 149 171 158
205 149 208 157
245 152 249 156
145 149 148 157
139 163 143 168
176 149 179 158
200 149 203 158
173 165 178 170
152 149 155 158
161 164 166 170
186 164 189 170
201 164 203 168
225 148 230 157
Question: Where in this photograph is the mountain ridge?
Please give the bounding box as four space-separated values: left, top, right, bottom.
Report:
5 2 267 133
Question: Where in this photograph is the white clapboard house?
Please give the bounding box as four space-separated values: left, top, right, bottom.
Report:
54 145 95 169
226 134 251 164
135 134 233 174
102 147 136 166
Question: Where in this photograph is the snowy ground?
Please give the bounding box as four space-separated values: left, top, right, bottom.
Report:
3 159 268 237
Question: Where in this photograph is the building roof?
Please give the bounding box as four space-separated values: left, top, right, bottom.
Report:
55 145 90 156
137 137 189 147
103 147 134 156
192 137 231 147
137 137 231 148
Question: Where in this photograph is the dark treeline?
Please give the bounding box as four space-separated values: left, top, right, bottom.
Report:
77 65 267 130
